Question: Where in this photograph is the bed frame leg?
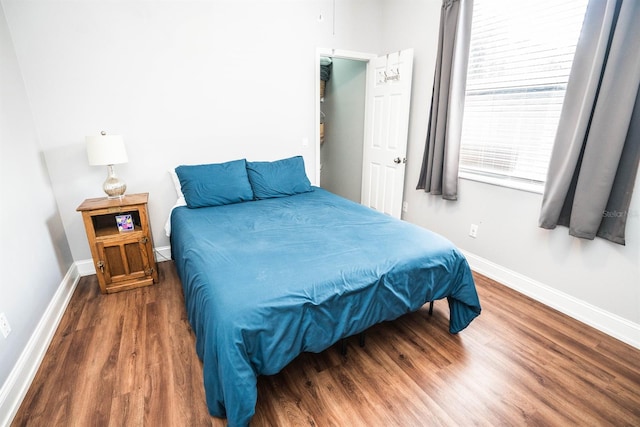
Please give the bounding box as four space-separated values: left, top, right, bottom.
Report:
340 333 367 356
429 301 434 316
340 339 347 356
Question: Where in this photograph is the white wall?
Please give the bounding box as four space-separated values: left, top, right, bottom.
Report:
0 1 73 398
320 57 367 203
381 0 640 338
2 0 384 261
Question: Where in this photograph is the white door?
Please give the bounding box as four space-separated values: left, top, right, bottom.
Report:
361 49 414 218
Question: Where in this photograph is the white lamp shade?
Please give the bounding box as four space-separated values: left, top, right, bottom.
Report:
86 134 128 165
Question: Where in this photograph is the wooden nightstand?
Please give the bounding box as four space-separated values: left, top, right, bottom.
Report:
77 193 159 294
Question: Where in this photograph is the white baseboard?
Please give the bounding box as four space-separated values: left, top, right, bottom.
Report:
461 250 640 349
76 245 172 277
154 245 172 264
0 264 81 427
75 258 96 276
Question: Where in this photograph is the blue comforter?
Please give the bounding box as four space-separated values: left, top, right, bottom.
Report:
171 188 480 426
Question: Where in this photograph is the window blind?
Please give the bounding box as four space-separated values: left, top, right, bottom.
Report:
459 0 588 188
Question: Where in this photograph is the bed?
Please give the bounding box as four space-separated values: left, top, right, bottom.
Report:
169 156 481 427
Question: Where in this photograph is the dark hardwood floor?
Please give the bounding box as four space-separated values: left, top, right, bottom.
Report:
11 261 640 426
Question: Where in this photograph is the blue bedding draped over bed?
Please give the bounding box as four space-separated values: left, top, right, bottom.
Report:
171 188 480 427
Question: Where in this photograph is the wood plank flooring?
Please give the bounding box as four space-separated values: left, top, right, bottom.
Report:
11 261 640 426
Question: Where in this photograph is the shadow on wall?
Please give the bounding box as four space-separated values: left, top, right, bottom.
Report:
38 150 74 275
46 213 73 276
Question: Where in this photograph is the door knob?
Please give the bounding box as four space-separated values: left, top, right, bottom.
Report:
393 157 402 164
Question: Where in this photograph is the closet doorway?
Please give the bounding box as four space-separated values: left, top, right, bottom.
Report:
315 48 414 218
316 50 374 204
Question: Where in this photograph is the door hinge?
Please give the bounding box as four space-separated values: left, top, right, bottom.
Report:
97 260 105 273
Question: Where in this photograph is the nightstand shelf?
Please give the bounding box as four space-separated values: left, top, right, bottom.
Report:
77 193 158 294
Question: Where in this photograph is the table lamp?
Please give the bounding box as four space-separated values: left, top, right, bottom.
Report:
86 131 128 198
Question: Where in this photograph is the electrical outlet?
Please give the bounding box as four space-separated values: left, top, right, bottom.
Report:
469 224 479 238
0 313 11 338
402 201 408 212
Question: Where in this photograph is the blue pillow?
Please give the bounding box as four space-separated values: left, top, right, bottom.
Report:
246 156 312 199
175 159 254 208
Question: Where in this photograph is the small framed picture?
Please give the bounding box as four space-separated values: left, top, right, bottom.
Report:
115 214 134 232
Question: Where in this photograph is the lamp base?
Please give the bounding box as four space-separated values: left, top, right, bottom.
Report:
103 164 126 198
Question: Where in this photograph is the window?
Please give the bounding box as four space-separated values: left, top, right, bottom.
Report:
459 0 588 191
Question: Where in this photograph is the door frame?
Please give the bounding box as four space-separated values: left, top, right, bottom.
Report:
314 48 377 186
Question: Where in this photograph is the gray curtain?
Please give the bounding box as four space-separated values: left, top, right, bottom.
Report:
539 0 640 245
416 0 473 200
